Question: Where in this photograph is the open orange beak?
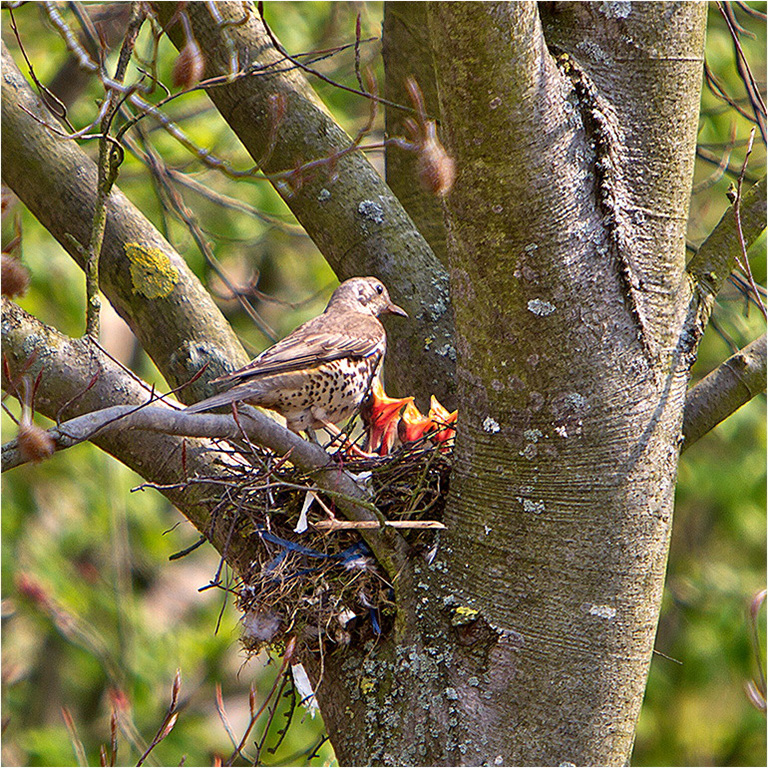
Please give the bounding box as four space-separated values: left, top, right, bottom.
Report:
428 396 457 451
366 380 414 455
398 401 435 445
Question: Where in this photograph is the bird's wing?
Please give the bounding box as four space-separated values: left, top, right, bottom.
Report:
214 314 385 383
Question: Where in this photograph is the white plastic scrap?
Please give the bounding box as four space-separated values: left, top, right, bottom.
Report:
294 491 315 533
291 662 319 718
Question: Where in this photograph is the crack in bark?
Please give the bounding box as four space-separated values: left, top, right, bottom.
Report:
554 50 656 367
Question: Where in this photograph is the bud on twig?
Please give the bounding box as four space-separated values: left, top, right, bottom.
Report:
17 419 55 464
159 712 178 740
1 252 30 298
171 668 181 710
417 120 456 197
172 37 205 89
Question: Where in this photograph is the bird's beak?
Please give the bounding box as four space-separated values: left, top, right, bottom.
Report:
387 301 408 318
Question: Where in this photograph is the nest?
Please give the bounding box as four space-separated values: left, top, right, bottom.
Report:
199 432 451 654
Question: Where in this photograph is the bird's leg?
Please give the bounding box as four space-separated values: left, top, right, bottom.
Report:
308 406 372 458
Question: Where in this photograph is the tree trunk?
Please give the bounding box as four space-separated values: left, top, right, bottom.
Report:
312 3 709 765
429 2 706 764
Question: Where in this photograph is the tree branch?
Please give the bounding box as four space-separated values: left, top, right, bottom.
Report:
0 296 253 568
151 2 456 409
382 2 449 268
0 42 248 401
1 298 408 579
682 333 766 450
687 175 767 330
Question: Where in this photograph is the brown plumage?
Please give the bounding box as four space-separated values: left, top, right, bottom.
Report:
186 277 407 433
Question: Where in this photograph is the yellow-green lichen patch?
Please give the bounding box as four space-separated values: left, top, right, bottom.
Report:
125 243 179 299
451 606 480 626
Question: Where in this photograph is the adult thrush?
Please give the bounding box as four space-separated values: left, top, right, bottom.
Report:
186 277 407 436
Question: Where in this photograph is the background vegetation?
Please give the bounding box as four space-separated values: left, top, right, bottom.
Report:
2 2 765 765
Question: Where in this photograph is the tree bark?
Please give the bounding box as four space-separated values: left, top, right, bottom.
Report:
682 333 767 449
382 1 449 268
420 3 707 764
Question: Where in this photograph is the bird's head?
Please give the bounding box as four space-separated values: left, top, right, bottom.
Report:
327 277 408 318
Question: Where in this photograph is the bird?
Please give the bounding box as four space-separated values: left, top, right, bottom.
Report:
186 277 408 439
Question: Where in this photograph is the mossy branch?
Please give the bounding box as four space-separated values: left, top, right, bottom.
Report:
1 42 247 400
83 3 144 338
0 296 251 568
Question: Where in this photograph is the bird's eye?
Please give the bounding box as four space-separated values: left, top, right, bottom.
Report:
375 284 384 294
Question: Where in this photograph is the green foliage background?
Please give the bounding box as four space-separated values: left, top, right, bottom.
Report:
2 3 765 766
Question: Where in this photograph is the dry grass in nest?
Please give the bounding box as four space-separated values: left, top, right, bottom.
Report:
199 433 451 655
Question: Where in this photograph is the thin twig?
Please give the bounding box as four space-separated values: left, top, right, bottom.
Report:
215 683 248 757
122 130 278 340
313 519 446 530
136 670 182 766
84 4 145 337
61 708 88 767
256 1 420 116
692 123 737 195
717 1 767 141
730 128 766 319
224 641 294 766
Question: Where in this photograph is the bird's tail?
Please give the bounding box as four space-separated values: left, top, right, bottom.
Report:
185 389 248 413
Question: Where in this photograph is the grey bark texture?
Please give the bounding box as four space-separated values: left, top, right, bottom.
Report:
682 333 767 449
423 2 706 764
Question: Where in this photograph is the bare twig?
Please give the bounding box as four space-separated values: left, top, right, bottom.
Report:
84 4 145 337
123 129 278 340
215 683 247 757
224 638 295 766
61 708 88 767
735 1 766 20
314 519 445 530
136 669 182 766
717 1 767 142
9 5 72 126
256 2 419 116
686 175 766 335
692 123 737 195
704 59 760 125
746 589 767 712
729 128 766 319
697 145 760 182
162 168 304 233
